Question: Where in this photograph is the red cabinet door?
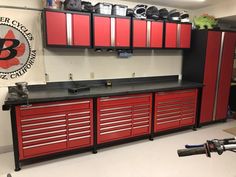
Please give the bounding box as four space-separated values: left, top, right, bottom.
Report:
46 11 67 45
72 14 90 46
94 16 111 47
180 24 191 48
215 32 236 120
200 31 222 124
150 21 163 48
115 18 130 47
165 22 177 48
133 19 147 48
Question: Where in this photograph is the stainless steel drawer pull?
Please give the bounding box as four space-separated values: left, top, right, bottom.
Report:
101 119 131 126
21 114 65 122
68 111 90 116
133 125 149 129
69 130 90 136
101 110 132 116
23 140 67 149
69 126 90 131
133 120 149 125
133 116 150 121
68 116 90 121
23 135 67 144
100 95 149 102
101 123 132 130
100 115 132 121
22 125 66 133
23 129 66 138
101 106 132 112
100 127 132 135
22 120 66 128
20 101 90 110
157 119 180 125
69 135 91 141
69 121 90 126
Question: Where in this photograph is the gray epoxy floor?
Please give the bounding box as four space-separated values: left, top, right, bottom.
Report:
1 120 236 177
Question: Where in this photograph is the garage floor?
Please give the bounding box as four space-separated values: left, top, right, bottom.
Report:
1 120 236 177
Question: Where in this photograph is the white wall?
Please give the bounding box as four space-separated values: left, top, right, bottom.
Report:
0 0 183 149
191 0 236 18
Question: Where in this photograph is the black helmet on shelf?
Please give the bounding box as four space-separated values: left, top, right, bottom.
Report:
133 4 148 19
146 6 159 20
159 8 169 19
168 9 181 22
127 8 134 17
81 1 94 12
180 11 190 22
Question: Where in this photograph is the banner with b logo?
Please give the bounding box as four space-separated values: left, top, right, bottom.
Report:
0 9 45 86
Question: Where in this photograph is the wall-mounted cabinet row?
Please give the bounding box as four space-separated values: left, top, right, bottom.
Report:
15 89 197 161
44 9 191 49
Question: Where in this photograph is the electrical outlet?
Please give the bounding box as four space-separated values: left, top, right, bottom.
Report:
90 72 95 79
69 73 73 80
45 73 49 82
132 72 136 78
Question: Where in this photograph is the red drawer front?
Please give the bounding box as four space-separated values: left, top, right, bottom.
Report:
150 21 163 48
215 32 236 120
19 99 91 117
16 99 93 160
67 109 93 149
72 14 90 46
165 23 177 48
133 19 147 48
46 11 67 45
94 16 111 47
155 89 197 132
97 94 152 144
115 18 130 47
180 24 191 48
200 31 222 124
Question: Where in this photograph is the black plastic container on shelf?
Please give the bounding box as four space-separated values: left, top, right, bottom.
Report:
64 0 82 11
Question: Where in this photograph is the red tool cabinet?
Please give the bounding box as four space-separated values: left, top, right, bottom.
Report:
165 22 191 48
45 10 91 47
15 99 93 160
97 94 152 144
183 30 236 125
93 15 131 48
154 89 198 132
133 19 163 48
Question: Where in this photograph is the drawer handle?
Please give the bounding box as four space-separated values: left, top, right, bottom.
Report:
21 114 66 122
133 125 149 129
101 106 132 112
133 116 150 121
69 126 90 131
22 125 66 133
100 95 150 102
101 123 132 131
68 116 90 121
133 120 149 125
20 101 90 110
23 129 66 138
101 110 132 116
68 111 90 116
100 127 132 135
69 121 90 126
69 130 90 136
23 139 67 149
69 135 91 141
23 135 67 144
101 119 132 126
22 120 66 128
100 115 132 121
157 119 180 125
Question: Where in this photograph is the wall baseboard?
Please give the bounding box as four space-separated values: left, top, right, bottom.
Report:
0 145 13 154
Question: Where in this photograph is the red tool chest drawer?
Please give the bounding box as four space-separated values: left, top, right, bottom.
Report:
97 94 152 144
155 89 198 132
16 99 93 160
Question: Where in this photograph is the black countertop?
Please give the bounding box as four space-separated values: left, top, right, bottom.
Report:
3 76 203 108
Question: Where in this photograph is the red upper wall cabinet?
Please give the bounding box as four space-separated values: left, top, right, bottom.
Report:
72 14 91 46
46 11 67 45
93 15 131 48
133 19 147 48
165 22 191 48
133 19 163 48
45 10 91 47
